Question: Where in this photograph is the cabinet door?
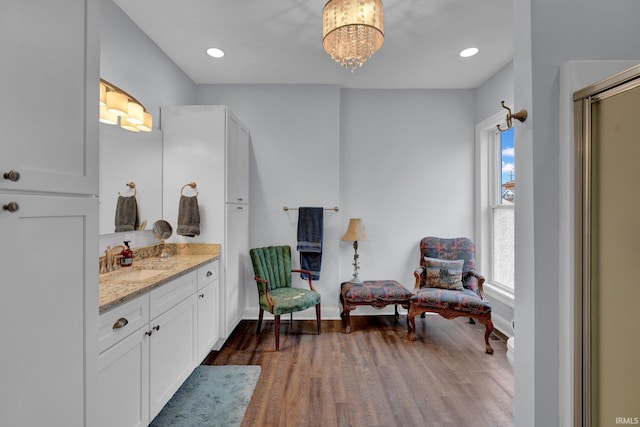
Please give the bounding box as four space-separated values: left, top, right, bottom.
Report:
197 280 220 361
0 194 98 427
149 294 198 420
98 328 149 427
223 204 249 338
0 0 98 195
226 113 249 204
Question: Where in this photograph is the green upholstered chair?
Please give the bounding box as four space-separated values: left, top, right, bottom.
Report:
250 245 321 350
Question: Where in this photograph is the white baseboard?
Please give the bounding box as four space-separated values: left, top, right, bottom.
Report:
242 304 513 338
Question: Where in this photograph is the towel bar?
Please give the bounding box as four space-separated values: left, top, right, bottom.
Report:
283 206 339 212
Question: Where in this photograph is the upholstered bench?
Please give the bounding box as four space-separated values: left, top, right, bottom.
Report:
339 280 411 333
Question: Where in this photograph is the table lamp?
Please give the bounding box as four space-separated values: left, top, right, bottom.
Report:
342 218 369 283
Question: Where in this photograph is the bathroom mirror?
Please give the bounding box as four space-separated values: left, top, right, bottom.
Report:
99 124 163 234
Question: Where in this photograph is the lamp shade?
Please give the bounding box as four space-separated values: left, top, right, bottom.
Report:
99 82 107 107
137 111 153 132
106 90 128 116
125 101 144 125
99 104 118 125
342 218 368 241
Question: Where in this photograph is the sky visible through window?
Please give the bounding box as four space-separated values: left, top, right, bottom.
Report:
501 127 514 184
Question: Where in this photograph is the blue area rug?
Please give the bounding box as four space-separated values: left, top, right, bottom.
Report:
150 365 261 427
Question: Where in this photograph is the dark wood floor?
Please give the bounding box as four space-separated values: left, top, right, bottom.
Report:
203 314 513 427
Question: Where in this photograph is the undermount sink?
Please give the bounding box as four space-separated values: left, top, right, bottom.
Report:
110 269 165 281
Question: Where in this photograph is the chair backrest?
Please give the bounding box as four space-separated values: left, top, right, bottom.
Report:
250 246 293 295
419 237 479 293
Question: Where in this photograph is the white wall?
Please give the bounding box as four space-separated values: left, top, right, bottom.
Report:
100 0 196 123
196 86 476 318
195 85 343 318
513 0 640 425
475 61 514 124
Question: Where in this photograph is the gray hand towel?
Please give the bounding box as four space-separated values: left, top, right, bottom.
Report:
177 195 201 237
297 207 323 280
115 195 139 232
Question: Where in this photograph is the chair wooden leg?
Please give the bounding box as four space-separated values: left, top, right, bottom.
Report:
407 315 416 341
256 308 264 335
315 303 321 335
478 316 494 354
274 314 281 351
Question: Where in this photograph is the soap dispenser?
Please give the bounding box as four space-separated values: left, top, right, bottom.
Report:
120 241 133 267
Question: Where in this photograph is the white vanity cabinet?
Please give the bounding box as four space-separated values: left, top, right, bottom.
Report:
98 263 219 426
162 105 249 346
98 296 150 427
1 1 99 426
197 261 220 361
149 292 198 420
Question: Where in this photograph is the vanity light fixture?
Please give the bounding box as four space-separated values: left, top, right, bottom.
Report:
99 78 152 132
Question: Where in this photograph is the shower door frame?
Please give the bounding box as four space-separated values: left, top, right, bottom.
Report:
573 64 640 427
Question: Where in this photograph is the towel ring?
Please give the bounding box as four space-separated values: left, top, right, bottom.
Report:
181 182 198 197
118 182 136 197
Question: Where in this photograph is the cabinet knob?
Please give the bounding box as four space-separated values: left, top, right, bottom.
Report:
199 293 205 298
3 170 20 182
237 198 243 202
2 202 19 213
152 325 160 331
206 271 213 277
112 317 129 330
145 330 153 337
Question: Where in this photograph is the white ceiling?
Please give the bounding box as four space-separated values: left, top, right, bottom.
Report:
114 0 514 89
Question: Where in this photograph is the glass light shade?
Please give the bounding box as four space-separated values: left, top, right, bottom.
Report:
120 118 140 132
322 0 384 70
99 104 118 125
341 218 369 241
106 90 128 116
137 111 153 132
125 102 144 125
99 82 107 107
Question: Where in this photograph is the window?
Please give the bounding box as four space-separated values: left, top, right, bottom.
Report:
475 112 515 299
491 127 515 291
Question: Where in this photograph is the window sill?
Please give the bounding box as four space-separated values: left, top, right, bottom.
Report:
484 282 515 308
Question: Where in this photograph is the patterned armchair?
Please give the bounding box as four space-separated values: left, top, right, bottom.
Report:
250 245 321 351
407 237 494 354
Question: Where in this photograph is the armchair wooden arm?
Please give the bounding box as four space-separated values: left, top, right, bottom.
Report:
413 266 425 293
292 269 316 292
254 276 274 311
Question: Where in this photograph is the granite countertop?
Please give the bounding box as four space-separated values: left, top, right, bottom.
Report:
99 243 220 314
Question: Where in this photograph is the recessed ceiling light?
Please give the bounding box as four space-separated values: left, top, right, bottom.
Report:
459 47 479 58
206 47 225 58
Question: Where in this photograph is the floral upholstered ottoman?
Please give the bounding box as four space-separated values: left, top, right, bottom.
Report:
339 280 411 333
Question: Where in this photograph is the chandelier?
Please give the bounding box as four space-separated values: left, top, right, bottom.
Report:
322 0 384 71
99 79 152 132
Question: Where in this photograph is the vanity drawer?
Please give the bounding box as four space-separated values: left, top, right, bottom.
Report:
197 260 219 289
99 294 149 353
150 271 197 319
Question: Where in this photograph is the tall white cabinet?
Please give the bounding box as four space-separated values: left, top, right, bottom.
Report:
0 1 99 426
162 105 249 346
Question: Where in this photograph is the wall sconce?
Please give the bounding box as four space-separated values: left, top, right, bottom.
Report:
497 100 527 132
99 78 152 132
